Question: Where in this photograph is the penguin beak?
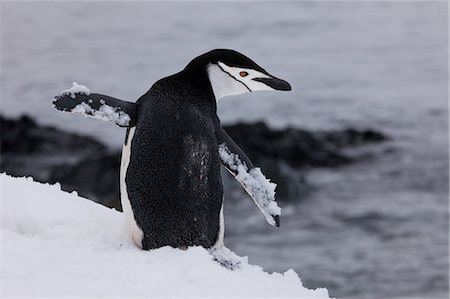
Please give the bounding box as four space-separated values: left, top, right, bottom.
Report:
253 76 292 91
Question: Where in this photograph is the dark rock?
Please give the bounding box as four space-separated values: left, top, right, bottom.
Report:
50 153 122 211
223 122 388 168
1 115 107 182
1 115 38 153
1 115 106 154
1 114 388 210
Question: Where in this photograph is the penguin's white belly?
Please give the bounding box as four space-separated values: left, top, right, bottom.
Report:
120 127 144 248
214 201 225 249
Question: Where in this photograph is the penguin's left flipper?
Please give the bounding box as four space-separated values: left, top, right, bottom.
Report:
52 93 137 127
214 121 281 227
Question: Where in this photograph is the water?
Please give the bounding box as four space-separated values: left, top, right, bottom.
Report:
1 2 448 298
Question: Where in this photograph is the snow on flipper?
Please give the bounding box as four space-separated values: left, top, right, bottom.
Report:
213 120 281 227
218 142 281 227
52 82 137 127
209 247 245 270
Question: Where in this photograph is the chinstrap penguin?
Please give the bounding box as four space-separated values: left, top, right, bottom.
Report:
53 49 291 251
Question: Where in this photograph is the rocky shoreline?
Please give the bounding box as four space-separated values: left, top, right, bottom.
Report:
1 115 388 210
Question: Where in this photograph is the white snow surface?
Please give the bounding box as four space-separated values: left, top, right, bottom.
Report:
60 81 90 98
72 102 130 126
1 174 330 298
218 143 281 226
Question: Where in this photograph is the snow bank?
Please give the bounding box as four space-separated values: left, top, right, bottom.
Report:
1 174 330 298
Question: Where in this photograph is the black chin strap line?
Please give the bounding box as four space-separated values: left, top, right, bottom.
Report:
216 63 252 92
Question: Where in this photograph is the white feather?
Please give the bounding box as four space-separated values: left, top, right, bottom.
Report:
213 201 225 249
207 64 248 100
120 127 144 248
207 61 274 100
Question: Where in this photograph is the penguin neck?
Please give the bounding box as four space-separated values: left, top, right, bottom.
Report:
179 67 217 106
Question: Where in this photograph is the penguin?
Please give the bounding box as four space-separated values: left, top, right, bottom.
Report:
53 49 291 251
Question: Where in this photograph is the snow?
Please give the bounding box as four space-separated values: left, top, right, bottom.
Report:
218 143 281 226
1 174 330 298
72 102 131 126
60 82 90 98
71 101 93 114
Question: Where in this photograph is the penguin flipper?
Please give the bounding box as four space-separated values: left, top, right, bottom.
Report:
215 125 281 227
53 91 137 127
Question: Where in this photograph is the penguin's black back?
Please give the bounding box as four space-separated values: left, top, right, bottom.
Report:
125 72 223 249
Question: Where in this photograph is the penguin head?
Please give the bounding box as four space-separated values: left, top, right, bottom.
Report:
184 49 291 100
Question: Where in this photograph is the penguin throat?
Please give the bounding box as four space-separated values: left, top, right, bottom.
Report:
207 64 249 100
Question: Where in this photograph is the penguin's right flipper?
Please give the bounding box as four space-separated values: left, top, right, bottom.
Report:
53 86 137 127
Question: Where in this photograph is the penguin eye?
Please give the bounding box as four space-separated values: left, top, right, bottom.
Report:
239 71 249 77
